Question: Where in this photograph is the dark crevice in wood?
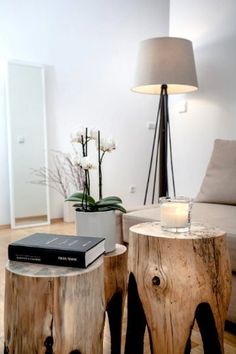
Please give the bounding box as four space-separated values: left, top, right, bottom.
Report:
124 272 147 354
44 335 54 354
4 343 9 353
195 302 222 354
107 291 123 354
225 320 236 335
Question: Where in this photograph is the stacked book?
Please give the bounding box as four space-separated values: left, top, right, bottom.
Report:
8 233 105 268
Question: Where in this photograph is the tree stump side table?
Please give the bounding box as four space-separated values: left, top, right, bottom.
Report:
4 258 105 354
104 244 128 354
124 223 232 354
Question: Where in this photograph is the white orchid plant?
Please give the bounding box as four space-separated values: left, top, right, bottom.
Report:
66 127 126 213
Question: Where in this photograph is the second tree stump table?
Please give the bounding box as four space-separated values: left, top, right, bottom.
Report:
4 257 105 354
124 223 232 354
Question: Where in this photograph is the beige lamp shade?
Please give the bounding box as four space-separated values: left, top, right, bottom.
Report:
132 37 198 94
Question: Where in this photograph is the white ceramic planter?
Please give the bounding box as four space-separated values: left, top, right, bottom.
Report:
75 210 116 253
63 201 75 223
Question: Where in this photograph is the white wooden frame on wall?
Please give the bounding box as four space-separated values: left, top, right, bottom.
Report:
6 60 50 229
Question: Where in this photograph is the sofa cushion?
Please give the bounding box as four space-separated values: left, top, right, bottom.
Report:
192 203 236 272
122 202 236 272
196 139 236 205
122 204 160 243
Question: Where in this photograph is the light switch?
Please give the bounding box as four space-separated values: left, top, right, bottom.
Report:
176 100 188 113
17 136 25 144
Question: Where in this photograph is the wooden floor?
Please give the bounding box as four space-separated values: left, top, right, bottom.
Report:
0 221 236 353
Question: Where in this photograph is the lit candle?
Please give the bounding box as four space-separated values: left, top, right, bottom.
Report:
160 202 189 228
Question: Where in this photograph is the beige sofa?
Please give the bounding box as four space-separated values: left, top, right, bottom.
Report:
122 139 236 328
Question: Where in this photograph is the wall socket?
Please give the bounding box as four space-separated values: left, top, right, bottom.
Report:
129 185 136 193
147 121 156 130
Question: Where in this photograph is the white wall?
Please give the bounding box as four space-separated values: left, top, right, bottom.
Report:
0 0 170 224
169 0 236 198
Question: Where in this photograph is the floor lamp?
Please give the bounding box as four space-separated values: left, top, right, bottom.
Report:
132 37 198 204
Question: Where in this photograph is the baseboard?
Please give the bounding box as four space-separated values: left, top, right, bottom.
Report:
51 218 63 224
0 218 64 229
225 320 236 334
0 224 10 230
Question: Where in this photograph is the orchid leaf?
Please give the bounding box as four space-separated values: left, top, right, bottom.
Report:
96 196 123 206
65 192 84 199
65 197 83 202
66 193 125 213
66 193 96 205
96 204 126 213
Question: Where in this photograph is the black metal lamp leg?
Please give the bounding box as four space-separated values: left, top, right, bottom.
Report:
144 84 176 204
143 91 163 205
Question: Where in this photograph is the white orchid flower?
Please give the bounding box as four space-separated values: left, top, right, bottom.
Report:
89 128 98 140
100 137 116 152
79 156 96 170
70 127 87 143
71 127 98 143
75 127 87 143
70 132 80 143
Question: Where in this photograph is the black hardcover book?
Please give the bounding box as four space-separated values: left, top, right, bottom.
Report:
8 233 105 268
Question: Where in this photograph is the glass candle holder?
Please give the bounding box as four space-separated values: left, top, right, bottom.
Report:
159 196 192 233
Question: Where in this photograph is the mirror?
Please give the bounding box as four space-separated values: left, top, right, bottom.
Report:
6 61 50 228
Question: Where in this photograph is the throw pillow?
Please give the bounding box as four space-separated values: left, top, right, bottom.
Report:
196 139 236 205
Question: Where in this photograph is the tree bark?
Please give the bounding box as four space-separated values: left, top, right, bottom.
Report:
4 258 105 354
